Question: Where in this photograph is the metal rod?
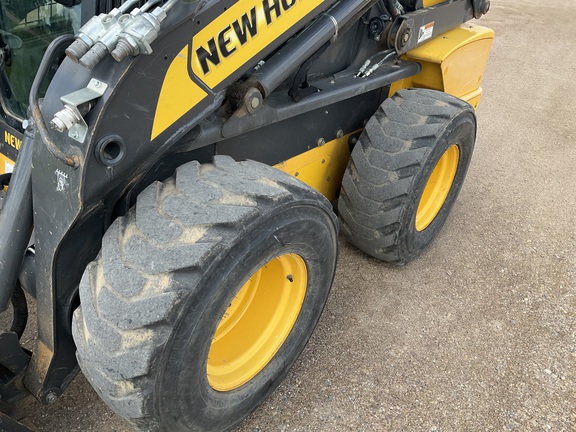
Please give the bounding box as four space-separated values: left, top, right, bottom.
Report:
118 0 141 13
30 35 80 169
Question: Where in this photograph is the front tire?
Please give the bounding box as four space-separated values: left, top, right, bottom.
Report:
72 156 339 431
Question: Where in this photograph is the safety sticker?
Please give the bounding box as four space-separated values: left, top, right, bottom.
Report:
4 161 13 173
55 169 69 193
418 21 435 43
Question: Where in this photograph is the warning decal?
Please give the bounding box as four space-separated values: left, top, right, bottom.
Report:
418 21 435 43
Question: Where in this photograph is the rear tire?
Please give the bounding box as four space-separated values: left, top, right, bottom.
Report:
72 156 339 431
338 89 476 264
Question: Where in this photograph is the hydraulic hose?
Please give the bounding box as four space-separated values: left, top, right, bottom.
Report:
385 0 404 18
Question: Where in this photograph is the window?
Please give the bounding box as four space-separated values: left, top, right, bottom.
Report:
0 1 81 119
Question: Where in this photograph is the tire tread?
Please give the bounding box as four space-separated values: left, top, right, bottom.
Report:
73 156 334 430
338 89 475 264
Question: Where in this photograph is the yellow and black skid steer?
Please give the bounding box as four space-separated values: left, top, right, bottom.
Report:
0 0 492 430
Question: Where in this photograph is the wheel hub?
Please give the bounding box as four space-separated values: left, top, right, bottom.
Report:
207 253 307 391
416 144 460 232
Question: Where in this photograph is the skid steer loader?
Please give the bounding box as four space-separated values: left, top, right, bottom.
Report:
0 0 492 430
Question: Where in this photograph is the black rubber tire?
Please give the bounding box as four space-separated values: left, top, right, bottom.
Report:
338 88 476 264
72 156 339 432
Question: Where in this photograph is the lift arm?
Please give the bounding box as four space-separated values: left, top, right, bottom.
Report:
389 0 490 54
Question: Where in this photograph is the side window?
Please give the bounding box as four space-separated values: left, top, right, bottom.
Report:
0 1 81 119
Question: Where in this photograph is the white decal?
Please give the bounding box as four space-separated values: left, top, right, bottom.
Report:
55 169 69 192
418 21 435 44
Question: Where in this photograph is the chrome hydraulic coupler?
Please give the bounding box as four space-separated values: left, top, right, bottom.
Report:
111 7 167 62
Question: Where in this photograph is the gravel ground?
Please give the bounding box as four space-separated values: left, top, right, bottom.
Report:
4 0 576 430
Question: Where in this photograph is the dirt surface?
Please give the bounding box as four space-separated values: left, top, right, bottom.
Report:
4 0 576 430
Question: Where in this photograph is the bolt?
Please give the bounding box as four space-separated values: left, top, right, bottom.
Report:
244 88 263 114
317 138 325 146
351 137 358 145
295 172 299 177
403 33 409 43
45 391 58 405
286 274 294 282
71 131 79 139
337 129 344 138
93 80 101 88
22 119 29 130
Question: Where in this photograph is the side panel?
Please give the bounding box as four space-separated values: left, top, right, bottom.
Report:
390 23 494 109
275 132 354 201
0 124 23 175
0 124 22 192
0 153 14 177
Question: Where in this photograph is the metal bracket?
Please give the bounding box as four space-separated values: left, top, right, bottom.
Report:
53 79 108 144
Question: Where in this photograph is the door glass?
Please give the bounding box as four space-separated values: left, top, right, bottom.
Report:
0 1 81 119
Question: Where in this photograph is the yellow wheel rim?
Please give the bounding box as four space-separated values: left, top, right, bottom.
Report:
207 253 307 391
415 145 460 232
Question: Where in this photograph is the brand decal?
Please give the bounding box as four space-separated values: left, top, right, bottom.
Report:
195 7 258 75
194 0 301 76
191 0 323 88
4 131 22 151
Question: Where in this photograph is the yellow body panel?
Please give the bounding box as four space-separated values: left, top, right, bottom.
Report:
1 153 14 190
390 24 494 108
0 153 14 176
151 48 208 140
423 0 446 6
275 132 354 201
